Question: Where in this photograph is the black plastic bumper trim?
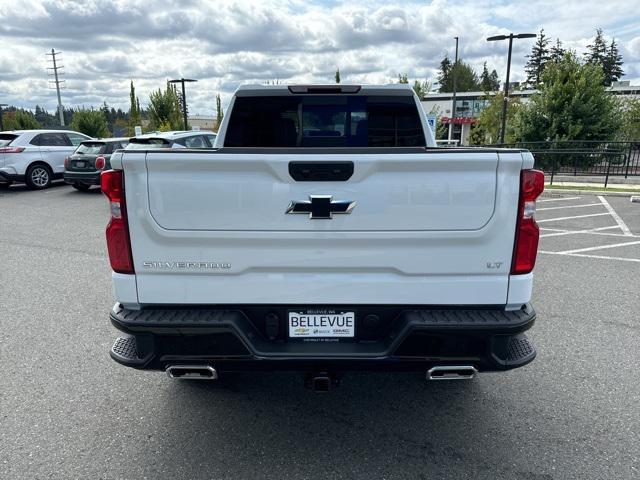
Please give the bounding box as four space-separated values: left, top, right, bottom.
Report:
109 304 536 372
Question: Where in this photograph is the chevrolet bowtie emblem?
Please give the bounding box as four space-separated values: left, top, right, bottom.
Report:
286 195 356 219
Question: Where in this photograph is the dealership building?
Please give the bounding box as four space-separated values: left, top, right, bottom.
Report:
421 81 640 146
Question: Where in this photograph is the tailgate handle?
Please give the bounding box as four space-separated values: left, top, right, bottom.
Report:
288 161 354 181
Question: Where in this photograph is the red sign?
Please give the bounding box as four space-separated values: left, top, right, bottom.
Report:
440 116 476 125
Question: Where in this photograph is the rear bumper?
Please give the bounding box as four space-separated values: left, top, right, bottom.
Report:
0 171 23 183
63 171 101 185
109 303 537 373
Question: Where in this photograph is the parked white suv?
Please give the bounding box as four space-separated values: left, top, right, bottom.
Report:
0 130 92 189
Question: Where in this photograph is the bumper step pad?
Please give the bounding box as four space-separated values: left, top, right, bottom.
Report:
110 335 151 366
505 334 536 365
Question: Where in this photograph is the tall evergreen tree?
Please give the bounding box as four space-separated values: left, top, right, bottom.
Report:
398 73 409 84
516 53 621 143
524 29 551 88
480 62 500 91
215 93 224 129
128 80 142 134
603 39 624 86
585 28 608 68
489 69 500 91
437 58 480 93
335 68 341 84
437 56 452 91
549 39 566 63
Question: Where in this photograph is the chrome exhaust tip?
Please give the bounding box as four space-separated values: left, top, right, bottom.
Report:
427 365 477 381
166 365 218 380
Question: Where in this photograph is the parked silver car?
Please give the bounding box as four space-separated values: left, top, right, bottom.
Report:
125 131 216 150
0 129 92 189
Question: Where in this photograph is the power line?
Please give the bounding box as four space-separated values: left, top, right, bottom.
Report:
46 49 65 126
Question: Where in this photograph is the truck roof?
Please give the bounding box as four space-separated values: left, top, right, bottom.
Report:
235 83 416 97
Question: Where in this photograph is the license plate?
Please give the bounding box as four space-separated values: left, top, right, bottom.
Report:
288 310 355 338
76 161 86 168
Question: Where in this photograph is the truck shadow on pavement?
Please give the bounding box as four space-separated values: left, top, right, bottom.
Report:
135 372 549 479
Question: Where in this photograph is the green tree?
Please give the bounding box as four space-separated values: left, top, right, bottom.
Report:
603 39 624 86
479 62 500 92
412 80 429 99
398 73 408 84
524 29 551 88
469 93 522 145
549 39 566 63
585 28 608 67
437 57 479 92
70 109 110 138
515 53 621 143
335 68 341 84
215 93 224 130
148 82 182 131
585 29 624 86
620 98 640 141
128 80 142 135
2 109 42 130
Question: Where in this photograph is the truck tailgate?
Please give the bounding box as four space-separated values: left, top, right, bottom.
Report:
117 150 524 305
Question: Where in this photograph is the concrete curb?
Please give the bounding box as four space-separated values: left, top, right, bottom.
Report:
541 188 636 197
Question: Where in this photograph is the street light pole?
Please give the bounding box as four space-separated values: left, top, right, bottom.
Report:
487 33 536 144
168 78 197 130
448 37 459 141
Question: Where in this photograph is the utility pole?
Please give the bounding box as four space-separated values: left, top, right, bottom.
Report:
448 37 459 141
46 49 65 126
169 78 197 130
487 33 536 144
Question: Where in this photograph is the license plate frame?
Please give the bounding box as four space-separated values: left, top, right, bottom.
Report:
288 309 356 340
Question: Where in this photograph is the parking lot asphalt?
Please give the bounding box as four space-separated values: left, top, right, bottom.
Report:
1 183 639 480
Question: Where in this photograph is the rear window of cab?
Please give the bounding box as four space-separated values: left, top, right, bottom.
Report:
225 95 426 148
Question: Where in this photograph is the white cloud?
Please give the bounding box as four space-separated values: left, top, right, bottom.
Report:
0 0 638 116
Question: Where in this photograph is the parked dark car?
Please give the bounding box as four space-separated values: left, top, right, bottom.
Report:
63 138 129 191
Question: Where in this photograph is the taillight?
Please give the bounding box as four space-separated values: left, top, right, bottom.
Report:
101 170 134 274
0 146 25 153
95 156 106 170
64 156 70 169
511 169 545 275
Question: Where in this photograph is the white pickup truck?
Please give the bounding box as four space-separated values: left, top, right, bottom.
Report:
103 84 543 390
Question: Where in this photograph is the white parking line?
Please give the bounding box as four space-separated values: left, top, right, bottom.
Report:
539 251 640 263
597 195 633 236
537 203 602 211
540 226 621 238
558 240 640 254
537 212 611 223
538 196 581 203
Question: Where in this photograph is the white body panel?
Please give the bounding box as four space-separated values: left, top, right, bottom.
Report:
113 150 528 306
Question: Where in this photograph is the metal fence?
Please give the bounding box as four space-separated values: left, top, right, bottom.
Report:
486 141 640 187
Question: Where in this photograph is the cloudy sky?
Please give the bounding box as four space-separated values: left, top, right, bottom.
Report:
1 0 639 117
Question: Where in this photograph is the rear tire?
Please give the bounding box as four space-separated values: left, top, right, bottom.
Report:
72 182 92 191
25 164 52 190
